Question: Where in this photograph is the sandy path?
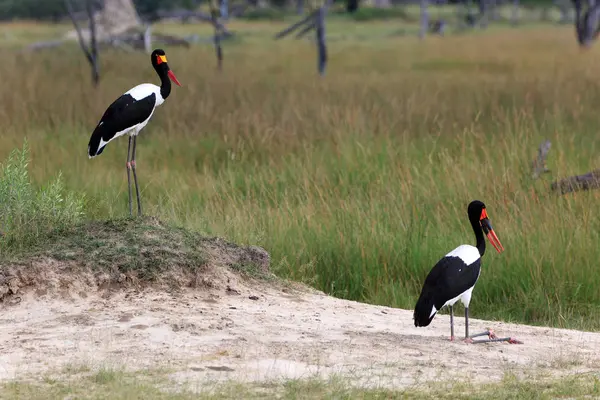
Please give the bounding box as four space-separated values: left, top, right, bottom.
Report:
0 280 599 391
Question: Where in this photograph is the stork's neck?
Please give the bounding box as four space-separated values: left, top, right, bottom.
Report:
157 68 171 100
470 216 485 257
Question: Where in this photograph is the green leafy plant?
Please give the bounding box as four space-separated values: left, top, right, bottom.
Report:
0 140 85 253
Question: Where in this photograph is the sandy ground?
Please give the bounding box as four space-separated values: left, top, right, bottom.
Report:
1 276 600 392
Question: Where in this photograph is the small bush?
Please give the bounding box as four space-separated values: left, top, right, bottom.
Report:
0 141 85 253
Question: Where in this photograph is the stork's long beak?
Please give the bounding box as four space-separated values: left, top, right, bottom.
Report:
168 70 182 87
481 218 504 254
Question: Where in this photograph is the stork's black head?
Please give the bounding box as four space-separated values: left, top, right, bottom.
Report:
467 200 504 254
150 49 182 87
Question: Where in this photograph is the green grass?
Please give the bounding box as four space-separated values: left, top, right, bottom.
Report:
2 367 600 399
2 20 600 331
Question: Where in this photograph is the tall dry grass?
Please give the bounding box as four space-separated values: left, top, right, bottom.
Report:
2 24 600 329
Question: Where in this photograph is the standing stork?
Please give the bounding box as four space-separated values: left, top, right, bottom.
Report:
87 48 182 216
413 200 519 344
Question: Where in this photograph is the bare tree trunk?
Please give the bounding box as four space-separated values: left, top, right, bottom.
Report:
490 0 499 20
221 0 229 20
316 6 327 76
89 0 98 84
65 0 100 86
210 0 223 71
143 24 152 54
419 0 429 39
480 0 489 28
511 0 519 25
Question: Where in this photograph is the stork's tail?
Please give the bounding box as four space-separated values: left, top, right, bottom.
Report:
413 287 437 327
87 125 108 158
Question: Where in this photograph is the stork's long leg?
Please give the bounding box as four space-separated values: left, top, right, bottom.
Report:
126 136 133 217
131 135 142 216
449 305 455 341
464 307 522 344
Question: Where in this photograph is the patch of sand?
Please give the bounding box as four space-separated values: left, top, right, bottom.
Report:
0 278 599 391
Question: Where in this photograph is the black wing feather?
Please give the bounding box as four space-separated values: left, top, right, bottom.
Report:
87 93 156 157
414 256 481 327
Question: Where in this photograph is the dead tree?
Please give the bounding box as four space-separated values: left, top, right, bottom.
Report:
511 0 519 25
221 0 229 19
274 4 329 76
209 0 224 71
316 7 327 76
419 0 429 39
65 0 100 86
531 140 552 179
573 0 600 47
479 0 489 28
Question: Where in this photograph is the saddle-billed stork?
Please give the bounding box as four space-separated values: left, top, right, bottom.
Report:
87 48 181 216
413 200 520 344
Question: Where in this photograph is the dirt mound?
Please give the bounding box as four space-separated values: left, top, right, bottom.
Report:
1 219 600 392
0 217 272 303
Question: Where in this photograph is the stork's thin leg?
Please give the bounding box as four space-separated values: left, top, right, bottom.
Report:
465 306 469 339
463 307 523 344
126 136 133 217
449 305 455 341
131 135 142 216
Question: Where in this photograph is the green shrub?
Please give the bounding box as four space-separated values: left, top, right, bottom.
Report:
0 141 85 253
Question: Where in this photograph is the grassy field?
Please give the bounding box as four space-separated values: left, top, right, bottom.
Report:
2 365 599 399
2 18 600 331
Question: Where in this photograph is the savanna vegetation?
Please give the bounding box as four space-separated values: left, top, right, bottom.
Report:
1 18 600 334
2 366 599 399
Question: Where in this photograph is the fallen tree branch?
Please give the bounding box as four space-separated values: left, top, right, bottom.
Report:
24 39 67 52
551 169 600 194
531 139 551 179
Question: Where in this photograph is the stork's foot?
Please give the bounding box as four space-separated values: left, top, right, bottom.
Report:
449 335 455 342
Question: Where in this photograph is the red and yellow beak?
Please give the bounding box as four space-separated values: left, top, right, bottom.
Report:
157 54 182 87
168 70 182 87
480 209 504 254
